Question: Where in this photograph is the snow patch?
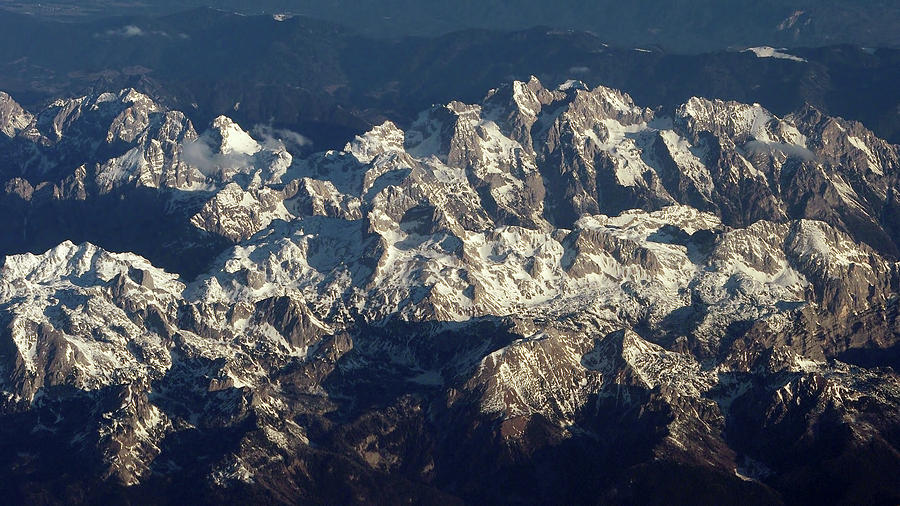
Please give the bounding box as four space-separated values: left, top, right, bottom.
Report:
744 47 807 63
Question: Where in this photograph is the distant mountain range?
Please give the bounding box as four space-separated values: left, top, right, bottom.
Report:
2 0 900 52
0 8 897 153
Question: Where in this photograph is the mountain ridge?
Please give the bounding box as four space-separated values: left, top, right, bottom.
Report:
1 8 898 151
3 1 899 52
0 77 898 503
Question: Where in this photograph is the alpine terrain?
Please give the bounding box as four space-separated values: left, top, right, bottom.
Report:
0 77 898 504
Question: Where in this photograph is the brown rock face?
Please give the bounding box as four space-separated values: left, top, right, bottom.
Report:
0 80 898 505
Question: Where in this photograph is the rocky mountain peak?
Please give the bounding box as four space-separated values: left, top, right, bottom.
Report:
0 91 32 138
209 115 261 156
0 79 898 504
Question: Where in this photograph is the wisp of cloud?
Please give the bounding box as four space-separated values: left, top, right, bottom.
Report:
106 25 146 37
252 124 312 156
181 123 312 178
744 140 815 161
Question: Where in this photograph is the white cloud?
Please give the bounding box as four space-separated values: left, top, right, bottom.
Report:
106 25 146 37
744 140 815 161
181 124 312 178
182 136 254 178
252 124 312 155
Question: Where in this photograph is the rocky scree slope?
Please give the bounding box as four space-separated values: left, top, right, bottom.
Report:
0 79 899 504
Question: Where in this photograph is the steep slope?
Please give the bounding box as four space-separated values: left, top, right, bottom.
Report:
0 80 898 504
0 89 295 277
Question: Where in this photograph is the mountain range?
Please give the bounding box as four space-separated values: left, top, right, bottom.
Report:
0 8 898 154
3 0 900 52
0 75 898 504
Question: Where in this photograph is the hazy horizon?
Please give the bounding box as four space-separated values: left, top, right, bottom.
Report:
2 0 899 52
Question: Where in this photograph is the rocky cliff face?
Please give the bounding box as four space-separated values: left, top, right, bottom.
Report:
0 80 898 504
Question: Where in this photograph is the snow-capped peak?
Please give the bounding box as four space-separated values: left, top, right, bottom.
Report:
345 121 406 163
557 79 588 92
0 240 183 295
210 116 261 155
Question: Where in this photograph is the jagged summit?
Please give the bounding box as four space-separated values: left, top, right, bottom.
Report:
0 79 898 504
0 92 32 138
